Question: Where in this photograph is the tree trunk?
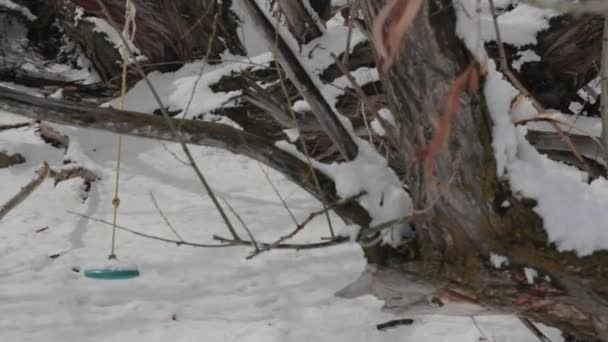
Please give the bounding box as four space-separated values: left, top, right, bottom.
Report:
361 0 608 339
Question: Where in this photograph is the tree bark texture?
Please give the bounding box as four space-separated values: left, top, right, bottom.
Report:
276 0 323 44
363 0 608 339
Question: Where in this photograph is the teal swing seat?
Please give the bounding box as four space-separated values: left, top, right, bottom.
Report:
83 254 140 280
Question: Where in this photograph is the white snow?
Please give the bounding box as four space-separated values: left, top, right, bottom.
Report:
0 0 36 21
0 111 563 341
490 253 509 268
283 128 300 142
110 8 408 246
524 268 538 284
277 139 413 246
577 76 601 106
456 0 608 256
473 2 557 47
84 17 144 62
49 88 64 100
371 119 386 136
105 53 274 121
512 50 541 72
524 112 602 138
331 0 351 7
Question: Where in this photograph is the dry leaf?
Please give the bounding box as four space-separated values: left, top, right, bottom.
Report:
424 65 478 181
372 0 424 75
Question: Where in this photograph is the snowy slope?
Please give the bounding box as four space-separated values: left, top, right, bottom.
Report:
0 111 562 341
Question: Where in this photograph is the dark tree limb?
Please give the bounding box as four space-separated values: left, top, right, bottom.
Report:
276 0 324 44
0 86 371 229
243 0 359 161
69 211 349 250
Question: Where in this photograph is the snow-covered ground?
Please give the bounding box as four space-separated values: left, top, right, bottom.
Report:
0 111 563 341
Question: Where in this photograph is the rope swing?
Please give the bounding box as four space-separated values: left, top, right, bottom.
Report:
84 0 140 280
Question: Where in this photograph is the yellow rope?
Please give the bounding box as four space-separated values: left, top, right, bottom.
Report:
110 0 136 258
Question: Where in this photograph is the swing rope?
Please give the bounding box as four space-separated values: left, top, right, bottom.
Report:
110 0 136 259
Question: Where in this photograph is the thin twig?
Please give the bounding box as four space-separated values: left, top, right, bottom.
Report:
256 162 299 226
221 197 260 251
158 141 190 166
274 60 337 238
488 0 591 174
376 318 414 331
93 0 239 242
69 210 346 250
600 14 608 158
69 211 235 248
471 316 489 341
357 213 411 239
343 0 360 67
213 235 348 250
0 162 49 220
0 121 32 131
149 191 185 242
246 192 365 259
518 316 552 342
514 114 606 154
180 12 220 122
331 52 401 149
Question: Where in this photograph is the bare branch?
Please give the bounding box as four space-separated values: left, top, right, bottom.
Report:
518 316 553 342
0 87 372 229
213 235 348 250
149 192 185 242
0 121 33 131
601 15 608 158
69 211 236 248
0 162 49 220
69 211 347 251
243 0 359 160
93 0 239 242
246 192 365 259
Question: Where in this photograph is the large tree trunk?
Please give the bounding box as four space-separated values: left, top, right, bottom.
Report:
361 0 608 339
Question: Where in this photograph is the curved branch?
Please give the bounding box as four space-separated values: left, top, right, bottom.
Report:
0 86 371 227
